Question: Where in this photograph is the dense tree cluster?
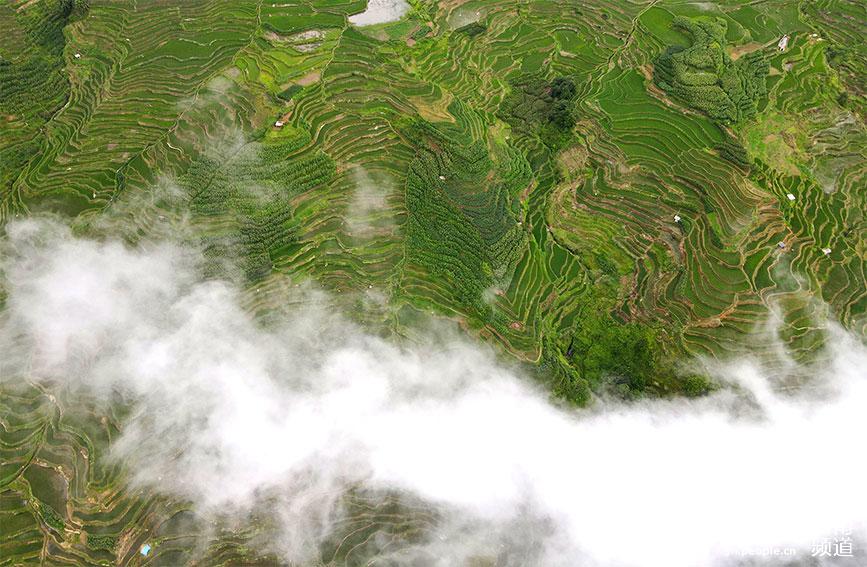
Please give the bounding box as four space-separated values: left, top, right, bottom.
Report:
400 108 529 320
823 44 866 120
499 74 579 144
543 295 716 406
654 16 768 124
569 312 657 397
715 138 752 169
0 0 88 190
183 127 327 282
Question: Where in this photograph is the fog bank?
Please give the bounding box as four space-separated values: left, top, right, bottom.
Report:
349 0 410 27
1 219 864 566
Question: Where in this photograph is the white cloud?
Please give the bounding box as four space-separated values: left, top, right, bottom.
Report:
344 166 396 240
349 0 410 27
1 219 864 566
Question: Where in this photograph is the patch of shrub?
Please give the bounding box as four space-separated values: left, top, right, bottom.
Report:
87 534 117 552
39 502 65 532
455 22 486 37
276 84 302 101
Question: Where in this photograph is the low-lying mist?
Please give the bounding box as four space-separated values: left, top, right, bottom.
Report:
348 0 410 27
1 219 864 566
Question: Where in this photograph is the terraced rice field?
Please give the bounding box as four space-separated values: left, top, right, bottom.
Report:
1 0 865 565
